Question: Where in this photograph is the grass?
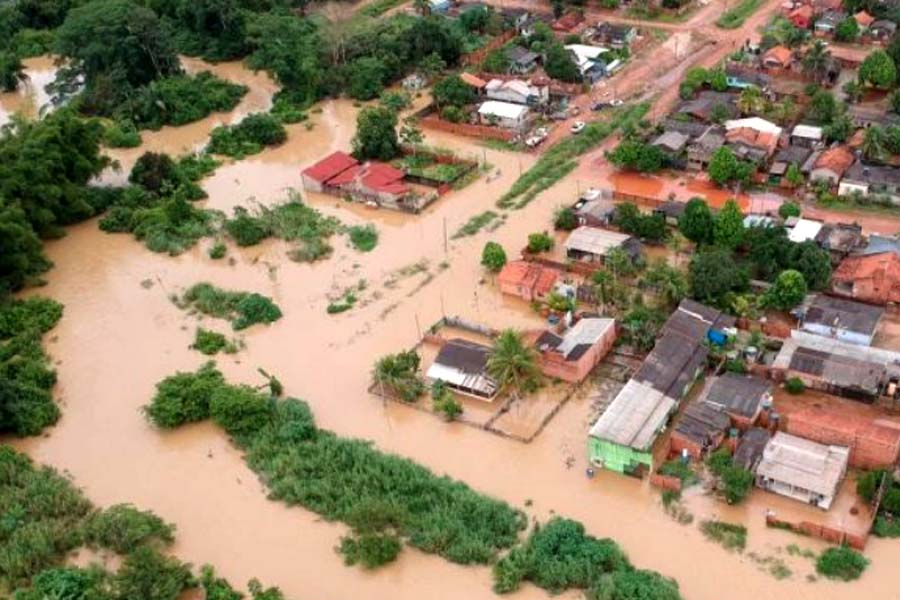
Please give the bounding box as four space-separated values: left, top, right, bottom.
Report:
716 0 764 28
452 211 502 238
178 283 283 330
0 297 64 436
348 224 379 252
360 0 407 17
700 520 747 552
327 290 358 314
191 328 240 355
657 459 699 486
498 103 650 209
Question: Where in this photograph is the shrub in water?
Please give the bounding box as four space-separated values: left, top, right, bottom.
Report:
348 224 379 252
143 362 224 428
192 328 237 355
816 545 869 581
111 546 194 600
339 532 403 569
208 113 287 158
209 384 274 437
84 504 175 554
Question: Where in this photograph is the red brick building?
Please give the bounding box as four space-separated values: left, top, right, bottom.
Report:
784 406 900 468
497 261 559 302
832 252 900 306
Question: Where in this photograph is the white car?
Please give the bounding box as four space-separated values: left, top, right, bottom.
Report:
610 99 624 107
570 121 586 134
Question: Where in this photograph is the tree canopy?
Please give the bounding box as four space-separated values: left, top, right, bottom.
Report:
352 106 399 161
678 198 714 246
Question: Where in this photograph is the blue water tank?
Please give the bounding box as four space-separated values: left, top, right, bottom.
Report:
707 329 727 346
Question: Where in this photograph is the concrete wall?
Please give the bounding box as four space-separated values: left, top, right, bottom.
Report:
801 322 873 346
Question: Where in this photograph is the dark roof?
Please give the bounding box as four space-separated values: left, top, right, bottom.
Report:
655 200 686 219
704 373 772 418
675 402 731 445
678 91 737 122
661 119 711 138
774 145 812 166
815 222 863 254
802 294 884 336
434 338 492 373
843 161 900 187
857 234 900 257
507 45 539 65
595 21 635 39
733 428 770 471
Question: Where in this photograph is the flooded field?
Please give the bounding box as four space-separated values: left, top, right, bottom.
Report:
0 55 57 126
8 57 900 600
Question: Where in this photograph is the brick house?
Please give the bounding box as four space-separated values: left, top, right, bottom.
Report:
533 317 616 383
497 261 559 302
832 251 900 305
670 402 731 459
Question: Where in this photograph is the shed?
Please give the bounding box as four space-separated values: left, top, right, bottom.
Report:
564 226 637 263
790 124 823 147
671 402 731 459
755 432 850 510
785 217 824 243
426 338 498 400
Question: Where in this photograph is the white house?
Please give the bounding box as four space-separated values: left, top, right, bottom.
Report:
478 100 530 129
565 44 610 82
484 79 548 106
785 216 824 243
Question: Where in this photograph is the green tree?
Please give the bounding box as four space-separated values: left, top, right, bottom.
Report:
790 240 832 290
352 106 399 161
175 0 252 61
784 164 804 188
347 56 387 100
802 40 832 85
678 198 715 245
862 125 887 161
708 146 738 186
778 200 801 219
527 232 554 253
709 68 728 92
589 569 682 600
763 269 807 310
0 204 51 295
816 546 869 581
608 140 666 173
481 241 507 272
834 16 860 42
0 52 25 92
859 49 897 89
737 86 766 116
544 43 581 83
486 329 542 399
807 89 837 124
641 260 688 308
713 198 744 249
112 547 194 600
592 270 614 311
690 248 747 304
554 207 578 231
399 117 424 151
372 351 425 402
432 74 475 107
824 111 854 143
246 14 323 105
55 0 179 114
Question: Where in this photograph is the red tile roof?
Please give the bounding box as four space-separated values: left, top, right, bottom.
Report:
302 151 358 183
790 5 813 18
460 72 487 88
763 46 793 67
814 146 855 176
833 251 900 305
328 161 409 196
498 261 559 296
855 10 875 26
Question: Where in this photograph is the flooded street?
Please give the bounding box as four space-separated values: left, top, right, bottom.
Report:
8 58 900 600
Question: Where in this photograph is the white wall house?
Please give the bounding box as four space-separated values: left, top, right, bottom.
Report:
478 101 530 129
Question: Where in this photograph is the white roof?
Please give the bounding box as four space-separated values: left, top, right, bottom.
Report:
556 317 615 358
725 117 783 137
426 363 497 398
478 100 529 120
564 226 631 256
565 44 609 73
786 217 824 242
589 380 676 450
485 79 535 98
756 432 849 504
792 124 823 141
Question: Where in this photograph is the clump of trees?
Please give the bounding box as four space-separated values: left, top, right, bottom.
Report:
614 203 666 242
192 328 240 355
373 350 426 402
352 106 400 161
208 113 287 159
706 449 754 504
607 140 667 173
0 297 64 436
178 283 283 331
816 546 869 581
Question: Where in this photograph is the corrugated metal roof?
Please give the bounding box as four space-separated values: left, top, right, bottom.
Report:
756 432 849 498
589 380 676 450
564 226 632 256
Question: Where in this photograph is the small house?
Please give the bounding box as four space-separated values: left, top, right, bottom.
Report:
702 373 772 430
724 66 770 90
797 294 884 347
755 432 849 510
652 130 691 156
733 428 771 471
790 124 823 148
869 19 897 41
427 0 451 13
838 162 900 202
565 44 610 83
506 45 540 74
325 161 410 207
810 146 854 186
653 200 686 226
402 73 427 91
724 117 783 160
498 261 559 302
769 145 812 183
687 127 726 170
573 196 617 227
426 338 498 400
854 10 875 30
671 402 731 459
301 151 359 193
564 226 641 264
814 10 847 36
677 91 737 122
815 222 864 263
533 317 617 383
832 251 900 306
478 100 530 129
785 216 825 243
761 45 793 70
485 78 548 106
593 22 637 48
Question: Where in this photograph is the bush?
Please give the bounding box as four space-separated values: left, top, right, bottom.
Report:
208 241 227 259
527 232 554 253
784 377 805 394
208 113 287 158
339 532 403 569
209 384 274 438
348 225 379 252
493 518 630 594
816 545 869 581
234 294 283 330
103 120 142 148
225 207 271 246
84 504 175 554
857 469 887 503
179 283 283 330
192 328 238 355
588 569 682 600
0 297 64 436
128 72 247 130
112 546 194 600
700 520 747 551
778 201 801 219
481 241 507 272
373 350 426 402
143 362 225 428
658 460 697 486
554 207 578 231
13 566 110 600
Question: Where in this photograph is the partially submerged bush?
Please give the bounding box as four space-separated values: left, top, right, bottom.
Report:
127 72 247 130
84 504 175 554
372 350 426 402
209 384 273 438
112 546 194 600
348 224 379 252
208 113 287 158
816 545 869 581
191 328 239 355
699 520 746 552
339 532 403 569
143 362 225 428
179 283 283 330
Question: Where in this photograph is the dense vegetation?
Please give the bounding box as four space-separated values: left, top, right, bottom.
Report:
0 297 64 436
816 545 869 581
208 113 287 158
177 283 283 331
0 445 297 600
706 449 754 505
143 363 526 565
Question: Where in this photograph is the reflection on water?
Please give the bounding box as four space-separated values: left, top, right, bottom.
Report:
0 55 58 127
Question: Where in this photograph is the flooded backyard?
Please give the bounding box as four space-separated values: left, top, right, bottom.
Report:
7 57 900 600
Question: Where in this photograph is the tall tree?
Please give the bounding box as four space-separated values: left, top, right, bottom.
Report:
763 269 807 310
0 203 51 295
690 248 747 304
544 43 581 83
714 199 745 249
678 198 715 246
859 49 897 89
803 41 832 85
862 125 887 161
351 106 399 161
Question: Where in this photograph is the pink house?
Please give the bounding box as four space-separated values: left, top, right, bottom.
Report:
532 317 616 383
498 261 559 302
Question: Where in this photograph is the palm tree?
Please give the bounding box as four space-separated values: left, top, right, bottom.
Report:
862 125 887 162
737 85 766 116
373 351 424 401
486 330 542 400
802 41 832 85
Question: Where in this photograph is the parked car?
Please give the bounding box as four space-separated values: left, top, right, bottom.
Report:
570 121 586 134
525 127 549 148
610 99 624 106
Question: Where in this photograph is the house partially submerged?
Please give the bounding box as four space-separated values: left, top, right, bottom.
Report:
797 294 884 346
564 226 641 263
302 151 413 209
426 338 498 400
301 151 359 193
588 300 735 474
755 432 850 510
772 330 900 401
670 402 732 459
702 373 772 429
498 261 559 302
572 192 617 227
832 251 900 306
533 317 616 383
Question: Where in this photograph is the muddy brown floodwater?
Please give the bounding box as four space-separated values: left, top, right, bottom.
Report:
7 58 900 600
